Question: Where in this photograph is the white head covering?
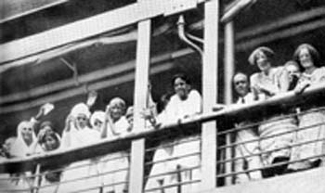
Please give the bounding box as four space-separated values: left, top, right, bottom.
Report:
69 103 91 119
61 103 99 149
10 121 37 157
90 111 106 128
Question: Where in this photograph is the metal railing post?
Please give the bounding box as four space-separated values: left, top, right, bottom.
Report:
128 15 152 193
224 21 235 185
201 0 219 190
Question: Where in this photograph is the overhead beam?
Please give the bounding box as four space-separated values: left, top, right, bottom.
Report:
1 5 324 73
0 0 69 24
0 0 204 65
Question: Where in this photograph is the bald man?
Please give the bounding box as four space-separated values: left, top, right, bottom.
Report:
233 72 262 183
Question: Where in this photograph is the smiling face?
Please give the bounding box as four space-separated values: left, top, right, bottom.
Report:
299 47 314 70
256 51 271 72
174 77 190 100
109 100 125 122
233 73 249 97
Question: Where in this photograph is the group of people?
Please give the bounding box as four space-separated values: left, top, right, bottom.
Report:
232 43 325 183
0 43 324 192
0 73 202 192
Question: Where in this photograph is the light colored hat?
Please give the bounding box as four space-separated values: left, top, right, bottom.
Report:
90 111 106 128
70 103 91 118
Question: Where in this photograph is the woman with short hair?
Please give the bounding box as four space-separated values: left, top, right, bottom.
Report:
100 97 130 193
289 43 325 170
249 47 297 177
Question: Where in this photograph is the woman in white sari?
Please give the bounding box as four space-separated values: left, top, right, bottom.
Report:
58 103 101 193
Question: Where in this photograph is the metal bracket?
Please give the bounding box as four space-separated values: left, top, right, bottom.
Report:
60 57 80 86
164 0 197 16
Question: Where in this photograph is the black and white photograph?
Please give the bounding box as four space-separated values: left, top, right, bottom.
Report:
0 0 325 192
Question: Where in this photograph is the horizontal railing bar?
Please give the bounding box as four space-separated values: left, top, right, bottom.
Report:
145 152 201 166
218 121 325 150
59 181 128 193
144 179 201 192
217 106 325 136
216 153 325 179
218 136 325 165
144 166 201 179
145 137 201 153
1 84 324 174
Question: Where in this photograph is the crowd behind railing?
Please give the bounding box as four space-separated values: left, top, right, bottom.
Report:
0 43 325 192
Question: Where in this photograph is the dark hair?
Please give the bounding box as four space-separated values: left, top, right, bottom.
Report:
39 130 60 151
171 73 191 86
293 43 321 68
157 92 173 113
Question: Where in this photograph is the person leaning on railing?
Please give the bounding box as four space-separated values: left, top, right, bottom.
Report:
58 102 101 193
100 97 131 193
284 60 301 91
232 72 263 183
6 104 53 190
144 93 177 193
248 47 298 177
143 73 202 193
288 43 325 171
35 122 62 192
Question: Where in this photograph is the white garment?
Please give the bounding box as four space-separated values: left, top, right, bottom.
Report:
164 90 202 124
10 121 37 158
58 103 101 193
159 90 202 192
100 116 130 193
8 121 37 191
234 93 262 183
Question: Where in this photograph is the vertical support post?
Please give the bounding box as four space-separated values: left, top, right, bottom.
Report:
224 21 235 105
201 0 219 190
128 17 151 193
224 21 235 185
33 164 41 193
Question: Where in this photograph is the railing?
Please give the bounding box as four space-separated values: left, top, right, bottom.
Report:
1 84 325 193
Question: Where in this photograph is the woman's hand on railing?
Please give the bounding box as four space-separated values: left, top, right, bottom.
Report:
294 81 310 95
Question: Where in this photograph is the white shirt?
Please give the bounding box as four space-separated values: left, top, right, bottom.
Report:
164 90 202 124
236 92 257 105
